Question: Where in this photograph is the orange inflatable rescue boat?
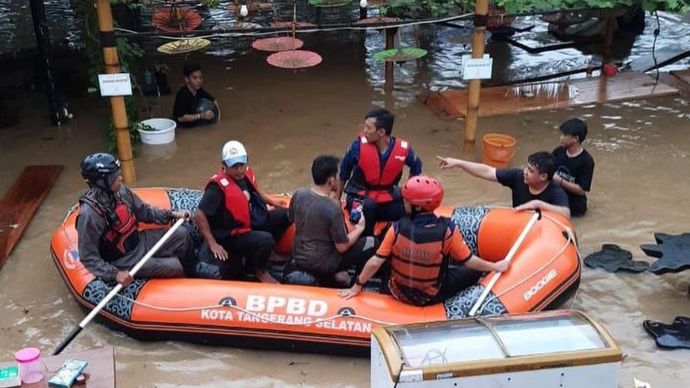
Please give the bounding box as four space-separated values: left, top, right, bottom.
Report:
51 188 580 352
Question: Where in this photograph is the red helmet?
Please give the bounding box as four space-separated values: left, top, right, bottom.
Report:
402 175 444 212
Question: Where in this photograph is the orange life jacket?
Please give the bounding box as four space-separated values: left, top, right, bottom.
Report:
209 167 259 236
389 216 451 306
348 136 409 203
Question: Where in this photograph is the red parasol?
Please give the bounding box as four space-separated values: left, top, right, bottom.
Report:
252 37 304 52
151 7 202 33
267 50 322 69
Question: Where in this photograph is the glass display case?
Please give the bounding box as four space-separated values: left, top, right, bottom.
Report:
371 310 621 388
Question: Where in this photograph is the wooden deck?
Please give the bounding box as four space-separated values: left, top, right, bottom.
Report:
422 72 680 119
21 347 115 387
0 165 62 270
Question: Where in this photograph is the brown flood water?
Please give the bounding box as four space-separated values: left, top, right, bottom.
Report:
1 44 690 387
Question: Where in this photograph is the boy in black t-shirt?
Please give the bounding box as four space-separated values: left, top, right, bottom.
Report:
552 118 595 217
172 63 221 127
437 151 570 218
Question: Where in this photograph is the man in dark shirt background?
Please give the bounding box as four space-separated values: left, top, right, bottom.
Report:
437 151 570 218
172 63 220 127
552 118 595 217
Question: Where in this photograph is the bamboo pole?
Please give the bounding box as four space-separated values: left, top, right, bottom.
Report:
95 0 136 183
384 28 396 89
463 0 489 148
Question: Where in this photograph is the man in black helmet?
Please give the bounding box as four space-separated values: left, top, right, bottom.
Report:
76 153 192 286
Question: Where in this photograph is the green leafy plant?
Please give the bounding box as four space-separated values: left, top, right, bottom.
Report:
384 0 469 17
135 122 157 131
383 0 687 17
495 0 689 13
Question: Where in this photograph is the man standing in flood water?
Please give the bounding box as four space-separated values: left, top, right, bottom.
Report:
172 63 220 127
552 118 595 217
437 151 571 218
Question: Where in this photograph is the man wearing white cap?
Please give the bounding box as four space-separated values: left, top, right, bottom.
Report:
194 141 290 283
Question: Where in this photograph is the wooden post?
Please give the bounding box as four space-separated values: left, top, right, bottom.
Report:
95 0 136 183
464 0 489 148
384 28 396 89
29 0 71 126
359 3 367 20
602 15 615 64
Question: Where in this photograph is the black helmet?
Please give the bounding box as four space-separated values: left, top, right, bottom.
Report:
80 153 121 189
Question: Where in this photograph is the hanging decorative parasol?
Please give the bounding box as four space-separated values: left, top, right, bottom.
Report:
252 37 304 52
373 47 428 62
151 4 202 33
157 38 211 55
355 16 400 26
267 50 322 69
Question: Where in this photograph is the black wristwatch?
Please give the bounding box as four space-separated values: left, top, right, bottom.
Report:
355 277 365 286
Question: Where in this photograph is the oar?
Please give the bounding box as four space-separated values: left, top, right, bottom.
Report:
53 218 186 355
468 209 541 317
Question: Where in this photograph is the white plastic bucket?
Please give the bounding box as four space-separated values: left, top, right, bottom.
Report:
138 118 176 145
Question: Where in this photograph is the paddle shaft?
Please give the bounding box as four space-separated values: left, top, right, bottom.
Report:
53 218 185 355
468 210 541 317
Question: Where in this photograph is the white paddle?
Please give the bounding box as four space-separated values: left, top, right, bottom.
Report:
53 218 186 355
468 209 541 317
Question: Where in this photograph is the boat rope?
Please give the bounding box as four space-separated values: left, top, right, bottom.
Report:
112 293 395 326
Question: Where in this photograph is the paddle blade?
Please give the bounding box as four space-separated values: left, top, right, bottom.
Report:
52 325 82 355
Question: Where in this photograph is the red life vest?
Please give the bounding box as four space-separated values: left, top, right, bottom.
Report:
209 167 259 236
389 216 450 306
354 136 409 203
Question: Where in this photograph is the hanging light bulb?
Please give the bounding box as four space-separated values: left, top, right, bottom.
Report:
240 4 249 17
359 0 368 8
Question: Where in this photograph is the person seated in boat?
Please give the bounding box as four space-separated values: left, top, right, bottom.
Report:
194 140 290 284
552 118 595 217
172 62 220 127
77 153 192 287
437 151 571 218
287 155 378 287
339 176 509 306
335 108 422 237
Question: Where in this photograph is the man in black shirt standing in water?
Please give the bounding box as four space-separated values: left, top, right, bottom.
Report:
552 118 595 217
172 63 221 127
437 151 570 218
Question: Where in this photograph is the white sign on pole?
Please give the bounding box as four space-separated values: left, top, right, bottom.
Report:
461 54 493 80
98 73 133 96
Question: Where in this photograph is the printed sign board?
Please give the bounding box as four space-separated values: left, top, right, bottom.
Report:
461 54 493 80
98 73 133 96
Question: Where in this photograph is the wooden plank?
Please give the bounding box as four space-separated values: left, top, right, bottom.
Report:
423 72 679 119
0 165 62 269
629 46 690 72
21 346 115 387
